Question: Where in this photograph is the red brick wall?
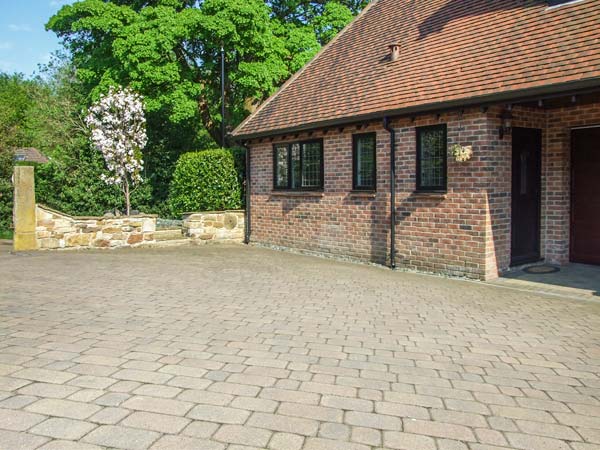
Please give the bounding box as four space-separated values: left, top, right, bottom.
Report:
247 101 600 280
248 108 497 279
249 123 390 263
483 102 600 276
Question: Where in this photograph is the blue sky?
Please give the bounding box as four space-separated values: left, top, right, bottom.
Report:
0 0 75 76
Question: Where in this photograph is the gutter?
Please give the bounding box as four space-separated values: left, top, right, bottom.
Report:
242 142 251 245
232 79 600 140
383 117 396 270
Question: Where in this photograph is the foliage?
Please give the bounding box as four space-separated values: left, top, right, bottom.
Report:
85 86 147 215
0 73 35 233
0 1 369 223
168 149 242 217
48 0 284 147
312 2 355 44
269 1 364 44
23 55 89 159
0 56 152 219
0 74 37 150
46 0 366 148
0 149 14 233
34 147 152 217
268 0 367 23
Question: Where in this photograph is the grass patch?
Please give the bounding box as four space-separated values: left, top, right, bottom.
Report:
0 229 13 240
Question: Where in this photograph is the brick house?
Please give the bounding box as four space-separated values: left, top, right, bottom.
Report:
232 0 600 280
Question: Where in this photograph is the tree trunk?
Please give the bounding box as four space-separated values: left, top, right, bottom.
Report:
198 97 223 147
124 180 131 216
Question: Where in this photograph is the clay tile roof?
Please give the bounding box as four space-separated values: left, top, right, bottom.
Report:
13 148 49 164
233 0 600 139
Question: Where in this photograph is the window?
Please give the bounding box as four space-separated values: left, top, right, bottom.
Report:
273 139 323 190
416 124 447 191
353 133 376 191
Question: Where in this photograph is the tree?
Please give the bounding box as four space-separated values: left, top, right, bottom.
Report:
85 86 147 215
268 0 367 44
0 73 37 150
0 73 36 234
0 148 14 234
47 0 297 148
46 0 367 147
46 0 367 215
311 2 355 44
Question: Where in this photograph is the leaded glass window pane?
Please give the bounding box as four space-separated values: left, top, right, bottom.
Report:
354 134 376 189
302 142 321 187
418 126 447 190
291 143 301 189
273 140 322 190
275 145 288 188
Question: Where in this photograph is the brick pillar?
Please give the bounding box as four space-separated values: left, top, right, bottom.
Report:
13 166 37 251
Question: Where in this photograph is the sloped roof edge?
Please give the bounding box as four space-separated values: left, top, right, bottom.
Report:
233 77 600 140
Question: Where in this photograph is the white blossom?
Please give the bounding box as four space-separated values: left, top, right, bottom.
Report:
85 86 147 187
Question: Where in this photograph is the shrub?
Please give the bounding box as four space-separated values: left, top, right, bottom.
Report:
34 145 152 217
168 149 243 217
230 146 247 201
0 149 14 233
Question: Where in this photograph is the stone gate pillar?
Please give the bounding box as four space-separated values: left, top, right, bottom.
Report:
13 166 37 251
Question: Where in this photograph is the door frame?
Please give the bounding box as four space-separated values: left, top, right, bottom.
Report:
569 124 600 264
510 127 542 267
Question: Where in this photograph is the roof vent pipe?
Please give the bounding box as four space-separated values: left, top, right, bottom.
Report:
389 43 401 62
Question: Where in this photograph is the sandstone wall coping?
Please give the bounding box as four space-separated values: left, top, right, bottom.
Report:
38 204 158 220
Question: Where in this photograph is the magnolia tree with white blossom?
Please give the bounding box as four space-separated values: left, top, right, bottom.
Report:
85 86 147 215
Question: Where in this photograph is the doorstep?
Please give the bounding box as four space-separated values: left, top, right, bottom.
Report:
487 263 600 301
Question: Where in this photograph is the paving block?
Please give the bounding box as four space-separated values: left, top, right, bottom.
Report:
30 417 97 440
83 424 160 450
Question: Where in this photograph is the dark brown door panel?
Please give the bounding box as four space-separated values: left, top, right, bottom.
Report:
511 127 542 266
571 127 600 265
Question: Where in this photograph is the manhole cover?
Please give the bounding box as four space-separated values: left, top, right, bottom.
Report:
523 265 560 274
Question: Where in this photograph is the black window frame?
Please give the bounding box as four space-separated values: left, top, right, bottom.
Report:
352 132 377 192
416 124 448 192
272 138 324 191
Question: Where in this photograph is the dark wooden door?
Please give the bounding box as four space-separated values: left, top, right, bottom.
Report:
571 127 600 265
511 127 542 266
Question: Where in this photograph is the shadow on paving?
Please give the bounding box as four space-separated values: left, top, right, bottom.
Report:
492 263 600 300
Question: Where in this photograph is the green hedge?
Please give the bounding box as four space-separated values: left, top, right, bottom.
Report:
32 145 152 217
168 148 243 217
0 149 13 233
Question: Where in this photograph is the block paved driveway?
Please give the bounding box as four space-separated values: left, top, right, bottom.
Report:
1 245 600 450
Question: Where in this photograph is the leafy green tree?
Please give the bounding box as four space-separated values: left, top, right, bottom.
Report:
311 2 354 44
0 149 14 234
0 73 37 150
268 0 366 44
0 73 36 234
0 56 152 218
43 0 367 216
47 0 366 146
47 0 299 147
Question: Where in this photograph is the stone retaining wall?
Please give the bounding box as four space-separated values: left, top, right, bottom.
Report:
182 210 245 243
36 205 157 250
